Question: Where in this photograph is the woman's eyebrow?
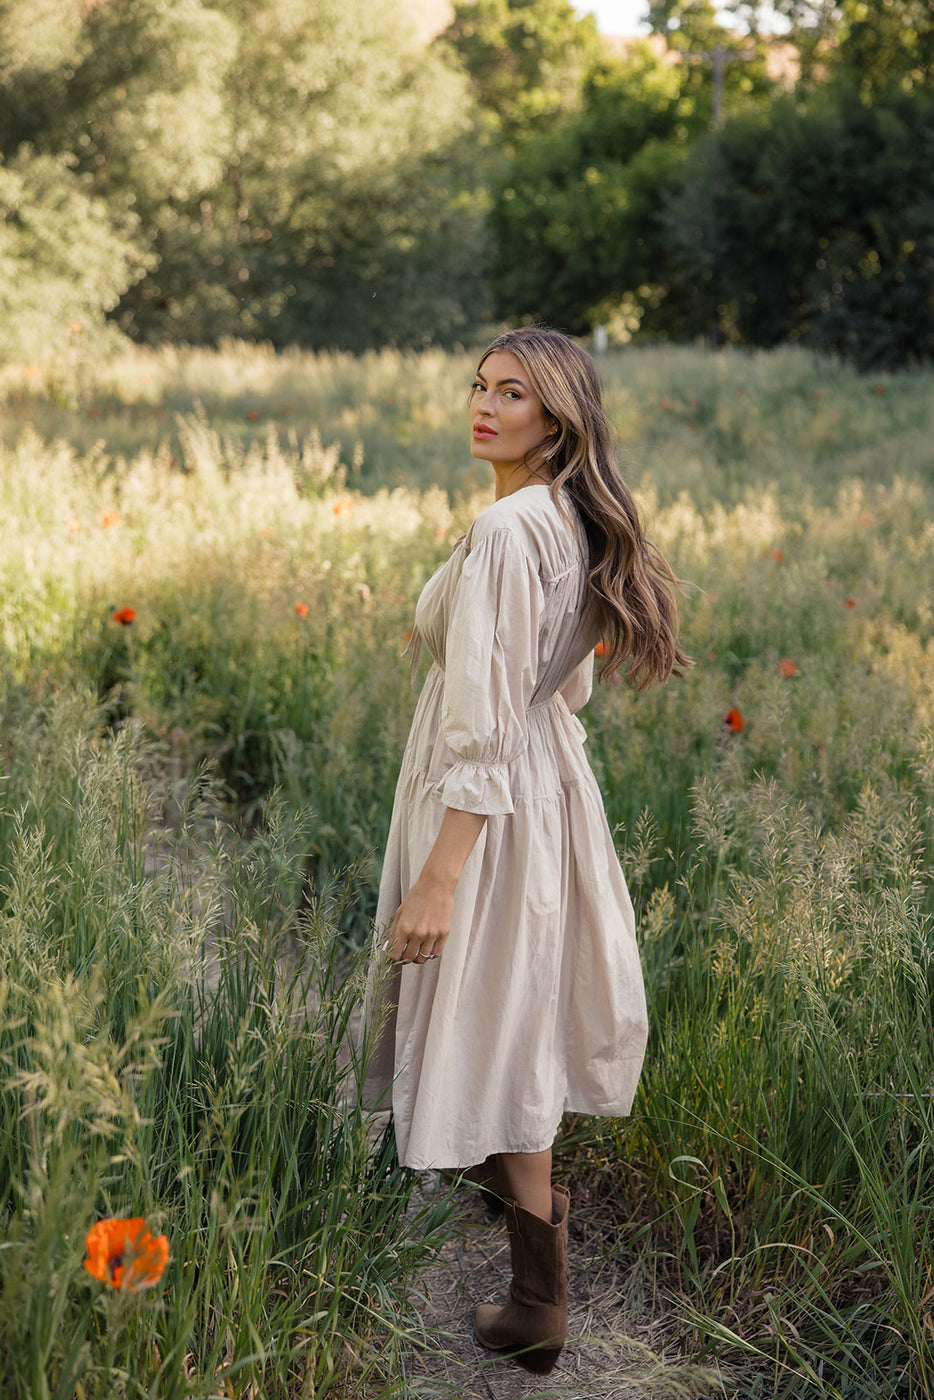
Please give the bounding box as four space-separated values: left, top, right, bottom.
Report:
476 374 528 389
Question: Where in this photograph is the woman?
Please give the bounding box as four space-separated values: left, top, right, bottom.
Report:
361 326 688 1373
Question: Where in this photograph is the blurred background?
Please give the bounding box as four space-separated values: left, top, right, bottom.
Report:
3 0 931 371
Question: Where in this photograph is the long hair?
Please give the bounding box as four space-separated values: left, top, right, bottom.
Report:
477 326 691 691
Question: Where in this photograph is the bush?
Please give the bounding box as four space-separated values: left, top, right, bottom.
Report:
668 85 934 368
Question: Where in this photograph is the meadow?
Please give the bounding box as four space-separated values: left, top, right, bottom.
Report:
1 339 933 1398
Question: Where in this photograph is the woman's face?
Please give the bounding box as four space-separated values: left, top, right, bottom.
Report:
469 351 552 479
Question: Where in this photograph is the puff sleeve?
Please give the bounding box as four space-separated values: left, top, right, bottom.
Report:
439 524 543 816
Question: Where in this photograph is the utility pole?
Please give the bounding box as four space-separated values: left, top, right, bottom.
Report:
684 43 756 129
679 43 757 347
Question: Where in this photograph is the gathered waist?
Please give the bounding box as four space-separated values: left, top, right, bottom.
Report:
417 664 588 758
425 661 580 720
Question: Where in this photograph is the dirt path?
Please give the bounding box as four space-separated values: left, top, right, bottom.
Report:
398 1185 728 1400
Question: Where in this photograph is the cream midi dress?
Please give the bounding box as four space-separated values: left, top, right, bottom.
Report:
361 484 648 1171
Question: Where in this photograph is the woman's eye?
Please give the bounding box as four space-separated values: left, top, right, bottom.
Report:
470 381 484 394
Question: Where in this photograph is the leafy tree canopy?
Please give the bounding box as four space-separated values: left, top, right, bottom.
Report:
647 0 742 49
760 0 933 95
0 0 484 356
486 23 779 337
0 149 150 362
667 85 934 365
121 0 481 350
488 41 715 334
436 0 605 144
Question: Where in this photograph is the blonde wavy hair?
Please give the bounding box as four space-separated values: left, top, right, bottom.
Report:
477 326 691 691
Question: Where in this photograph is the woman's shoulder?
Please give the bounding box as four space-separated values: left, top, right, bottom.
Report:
470 485 571 540
467 486 583 573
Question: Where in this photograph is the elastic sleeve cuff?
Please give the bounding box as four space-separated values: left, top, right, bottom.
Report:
440 759 514 816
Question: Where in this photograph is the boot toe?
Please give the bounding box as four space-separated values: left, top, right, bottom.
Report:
474 1303 564 1373
473 1303 507 1349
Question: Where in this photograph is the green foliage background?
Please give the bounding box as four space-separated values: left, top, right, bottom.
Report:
1 0 932 366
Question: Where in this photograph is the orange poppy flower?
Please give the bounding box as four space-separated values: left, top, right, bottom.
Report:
723 708 745 732
333 498 353 519
65 517 80 531
112 607 136 626
84 1217 168 1292
845 597 856 609
294 602 309 617
247 409 259 422
594 640 607 658
777 658 797 678
771 550 784 563
100 509 121 528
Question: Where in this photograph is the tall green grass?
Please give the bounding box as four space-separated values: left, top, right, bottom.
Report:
0 695 449 1398
594 764 934 1398
2 340 934 1397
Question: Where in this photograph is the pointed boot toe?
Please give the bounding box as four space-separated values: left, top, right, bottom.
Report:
474 1301 563 1374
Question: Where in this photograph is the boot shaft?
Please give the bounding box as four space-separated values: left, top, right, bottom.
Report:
503 1185 569 1311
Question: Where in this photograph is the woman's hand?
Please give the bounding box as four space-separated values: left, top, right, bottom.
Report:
383 806 488 966
385 874 455 965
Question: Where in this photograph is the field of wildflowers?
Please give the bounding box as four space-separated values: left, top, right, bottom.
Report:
1 340 933 1397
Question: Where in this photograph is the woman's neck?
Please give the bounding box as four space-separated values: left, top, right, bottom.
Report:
493 462 552 500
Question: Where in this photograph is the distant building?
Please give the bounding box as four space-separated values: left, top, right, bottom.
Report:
401 0 800 90
404 0 454 44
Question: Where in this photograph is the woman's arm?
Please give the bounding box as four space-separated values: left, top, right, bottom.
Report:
385 807 487 964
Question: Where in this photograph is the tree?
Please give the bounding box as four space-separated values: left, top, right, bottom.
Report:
0 149 149 362
667 86 934 366
0 0 238 360
486 41 734 335
767 0 934 96
436 0 605 145
0 0 488 355
117 0 484 350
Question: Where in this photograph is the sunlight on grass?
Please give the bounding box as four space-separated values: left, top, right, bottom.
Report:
1 340 933 1398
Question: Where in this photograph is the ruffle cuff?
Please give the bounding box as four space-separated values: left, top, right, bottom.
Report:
440 759 514 816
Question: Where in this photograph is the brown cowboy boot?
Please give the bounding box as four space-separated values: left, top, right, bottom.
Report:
473 1185 569 1374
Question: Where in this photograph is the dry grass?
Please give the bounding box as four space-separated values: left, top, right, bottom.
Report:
395 1183 729 1400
